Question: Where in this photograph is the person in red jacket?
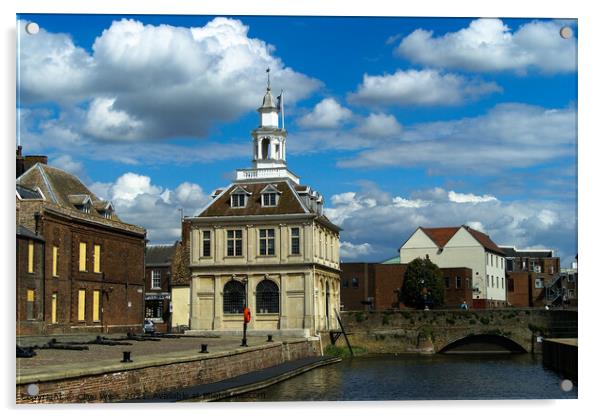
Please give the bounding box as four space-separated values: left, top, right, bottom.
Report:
241 306 251 347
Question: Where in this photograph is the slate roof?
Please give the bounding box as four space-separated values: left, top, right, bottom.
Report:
199 181 307 217
420 225 505 255
17 163 145 236
198 180 340 231
146 244 177 267
16 225 45 242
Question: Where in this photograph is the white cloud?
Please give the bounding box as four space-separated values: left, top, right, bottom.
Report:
338 103 576 174
448 190 498 203
19 18 320 142
50 155 84 178
297 98 352 129
396 18 577 74
392 197 430 208
355 113 403 138
83 98 143 141
348 69 501 106
325 186 576 266
340 241 374 260
90 173 211 243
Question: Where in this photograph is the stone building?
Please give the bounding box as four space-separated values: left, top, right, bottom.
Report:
187 84 341 337
340 262 473 311
145 244 177 333
16 149 146 335
399 226 507 308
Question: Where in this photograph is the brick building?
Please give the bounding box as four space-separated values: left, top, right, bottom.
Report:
16 224 45 334
341 262 473 311
501 247 561 308
144 244 177 333
16 149 146 335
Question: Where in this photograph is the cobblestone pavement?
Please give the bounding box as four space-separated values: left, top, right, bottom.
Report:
16 335 280 377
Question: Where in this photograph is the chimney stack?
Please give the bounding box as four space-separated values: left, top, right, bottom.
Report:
16 146 48 178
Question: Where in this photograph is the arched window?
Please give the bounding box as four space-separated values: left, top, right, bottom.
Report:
256 280 279 313
223 280 245 314
261 138 270 159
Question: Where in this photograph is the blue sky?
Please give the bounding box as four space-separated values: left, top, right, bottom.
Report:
16 14 577 265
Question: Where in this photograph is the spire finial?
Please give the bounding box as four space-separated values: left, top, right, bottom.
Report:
266 67 271 90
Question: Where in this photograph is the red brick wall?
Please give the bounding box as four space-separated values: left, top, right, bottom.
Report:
340 263 373 311
506 272 530 307
440 268 473 308
373 264 406 310
342 263 473 311
16 340 320 403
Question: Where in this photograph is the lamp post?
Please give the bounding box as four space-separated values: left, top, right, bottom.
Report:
241 277 249 347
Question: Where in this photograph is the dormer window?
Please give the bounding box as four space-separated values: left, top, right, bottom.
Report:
68 194 92 214
231 194 247 208
229 186 251 208
102 208 114 219
260 184 281 207
262 193 277 207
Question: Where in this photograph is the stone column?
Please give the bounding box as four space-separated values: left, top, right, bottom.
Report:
279 273 288 329
279 224 286 263
213 275 222 330
303 271 314 333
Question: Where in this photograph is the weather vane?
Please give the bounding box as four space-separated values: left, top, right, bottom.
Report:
266 67 271 90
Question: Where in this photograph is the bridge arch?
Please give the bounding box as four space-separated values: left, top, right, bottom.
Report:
439 334 528 354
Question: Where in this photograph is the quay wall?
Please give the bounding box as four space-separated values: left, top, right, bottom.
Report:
542 339 578 381
16 339 320 403
330 309 577 354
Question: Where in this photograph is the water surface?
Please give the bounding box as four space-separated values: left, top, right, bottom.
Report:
225 354 577 401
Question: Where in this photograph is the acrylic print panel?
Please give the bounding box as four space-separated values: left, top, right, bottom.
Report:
15 13 577 403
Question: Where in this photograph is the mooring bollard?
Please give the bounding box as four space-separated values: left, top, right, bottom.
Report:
121 351 132 363
200 344 208 353
267 335 273 342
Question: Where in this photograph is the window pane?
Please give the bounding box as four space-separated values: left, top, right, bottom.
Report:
79 242 87 272
223 280 245 314
52 246 59 277
256 280 279 313
94 245 101 273
93 290 100 322
78 290 86 321
27 241 34 273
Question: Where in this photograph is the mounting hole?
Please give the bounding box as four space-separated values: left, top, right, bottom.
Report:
25 22 39 35
560 379 573 392
27 383 39 396
559 26 573 39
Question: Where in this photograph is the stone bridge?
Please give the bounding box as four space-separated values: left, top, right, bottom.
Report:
333 309 577 354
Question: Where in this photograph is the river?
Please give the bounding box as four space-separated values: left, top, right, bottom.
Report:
224 354 577 401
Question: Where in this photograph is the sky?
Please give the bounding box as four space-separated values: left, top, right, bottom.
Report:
16 14 578 266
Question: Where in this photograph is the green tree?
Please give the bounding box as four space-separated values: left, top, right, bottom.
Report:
401 258 444 309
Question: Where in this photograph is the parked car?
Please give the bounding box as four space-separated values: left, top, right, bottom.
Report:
143 319 156 334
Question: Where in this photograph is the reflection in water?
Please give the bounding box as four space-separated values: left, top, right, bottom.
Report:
224 354 577 401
